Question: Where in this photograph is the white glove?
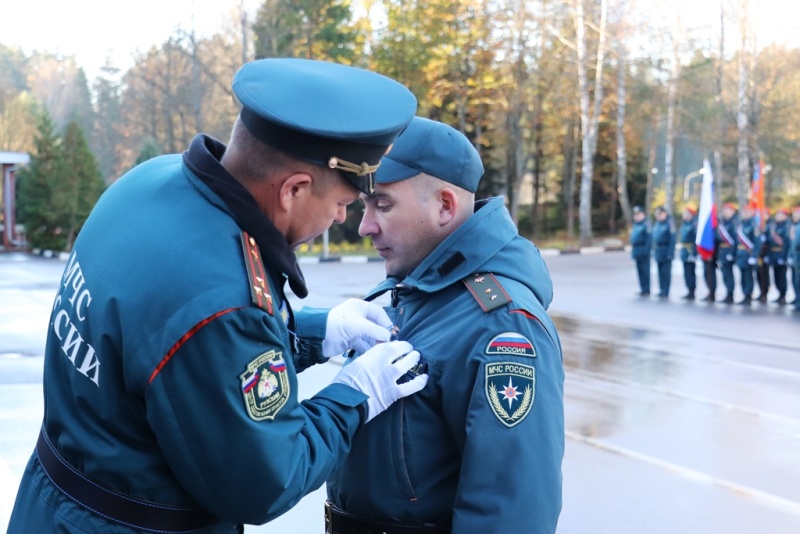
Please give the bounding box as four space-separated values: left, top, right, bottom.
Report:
323 299 393 357
332 340 428 422
747 257 757 266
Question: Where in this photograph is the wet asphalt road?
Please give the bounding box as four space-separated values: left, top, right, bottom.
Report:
0 250 798 533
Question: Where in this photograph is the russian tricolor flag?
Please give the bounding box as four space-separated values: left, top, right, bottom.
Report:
695 158 718 261
242 371 259 393
749 159 767 232
269 359 286 372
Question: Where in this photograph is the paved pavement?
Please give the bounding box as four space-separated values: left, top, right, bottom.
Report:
1 250 798 533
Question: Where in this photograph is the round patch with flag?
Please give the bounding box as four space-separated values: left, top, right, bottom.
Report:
240 350 290 421
485 361 535 428
485 332 536 357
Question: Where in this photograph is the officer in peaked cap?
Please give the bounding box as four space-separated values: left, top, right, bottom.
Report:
630 205 652 296
652 206 676 299
766 207 792 305
232 58 417 195
8 58 428 534
326 117 564 533
790 206 800 312
717 202 739 303
679 206 699 300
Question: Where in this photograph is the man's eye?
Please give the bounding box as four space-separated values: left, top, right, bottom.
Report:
377 203 391 212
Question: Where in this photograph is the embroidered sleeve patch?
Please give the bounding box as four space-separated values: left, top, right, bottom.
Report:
240 350 290 421
485 362 535 427
485 332 536 357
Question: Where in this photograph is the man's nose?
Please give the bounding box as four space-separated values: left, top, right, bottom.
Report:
333 205 347 225
358 212 377 237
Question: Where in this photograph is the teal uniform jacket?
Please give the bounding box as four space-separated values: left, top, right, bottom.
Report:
766 219 791 265
652 218 676 262
8 135 367 533
791 221 800 266
679 218 697 262
736 218 759 268
717 217 738 263
630 221 651 260
327 197 565 533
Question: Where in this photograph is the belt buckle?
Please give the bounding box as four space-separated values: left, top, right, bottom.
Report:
324 501 333 534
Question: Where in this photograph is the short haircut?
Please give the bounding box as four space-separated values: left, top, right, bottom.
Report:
415 172 474 209
228 117 345 197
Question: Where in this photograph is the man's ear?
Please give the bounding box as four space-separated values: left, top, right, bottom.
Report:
278 173 313 213
438 187 459 226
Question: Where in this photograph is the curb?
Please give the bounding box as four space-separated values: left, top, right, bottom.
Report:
18 245 630 264
540 245 627 257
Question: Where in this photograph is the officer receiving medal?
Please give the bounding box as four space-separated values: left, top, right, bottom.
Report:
325 117 565 534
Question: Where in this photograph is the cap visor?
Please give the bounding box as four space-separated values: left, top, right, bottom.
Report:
375 157 422 184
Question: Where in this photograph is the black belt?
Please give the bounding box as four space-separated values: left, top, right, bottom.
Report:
36 427 219 533
325 502 451 534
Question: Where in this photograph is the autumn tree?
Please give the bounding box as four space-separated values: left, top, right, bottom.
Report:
253 0 361 62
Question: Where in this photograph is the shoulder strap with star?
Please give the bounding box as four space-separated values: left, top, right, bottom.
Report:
462 272 512 312
240 231 273 315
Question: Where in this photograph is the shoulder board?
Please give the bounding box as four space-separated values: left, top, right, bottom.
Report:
462 272 512 312
240 231 273 315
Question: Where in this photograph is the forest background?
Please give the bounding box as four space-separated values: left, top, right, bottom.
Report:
2 0 800 252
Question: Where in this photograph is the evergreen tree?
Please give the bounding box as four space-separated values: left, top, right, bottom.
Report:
62 121 106 250
16 111 68 251
15 115 103 252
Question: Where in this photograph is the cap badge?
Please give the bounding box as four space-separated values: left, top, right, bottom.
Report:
328 156 379 177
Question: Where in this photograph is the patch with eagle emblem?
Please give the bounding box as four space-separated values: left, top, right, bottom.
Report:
485 361 535 428
240 350 290 421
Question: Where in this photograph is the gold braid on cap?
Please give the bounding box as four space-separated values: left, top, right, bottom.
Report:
327 157 380 176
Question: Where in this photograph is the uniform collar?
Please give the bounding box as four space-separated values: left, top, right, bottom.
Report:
183 134 309 298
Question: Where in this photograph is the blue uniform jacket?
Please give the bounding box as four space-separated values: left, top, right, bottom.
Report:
791 221 800 266
8 135 367 533
717 217 738 263
327 197 565 533
735 218 759 268
652 218 676 262
678 218 697 262
766 220 791 265
630 221 651 260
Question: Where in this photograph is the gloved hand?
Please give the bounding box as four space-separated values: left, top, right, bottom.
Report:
725 254 734 262
332 340 428 422
323 299 393 357
777 258 785 266
764 256 771 265
686 255 696 263
747 257 757 266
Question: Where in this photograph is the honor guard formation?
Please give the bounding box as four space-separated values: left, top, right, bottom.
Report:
630 203 800 312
